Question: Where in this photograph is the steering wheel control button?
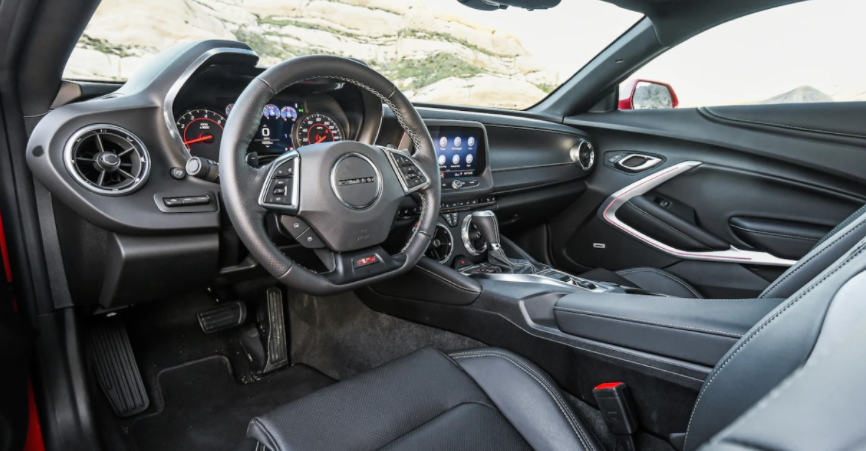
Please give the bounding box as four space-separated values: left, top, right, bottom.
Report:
383 147 430 194
353 255 380 269
279 216 310 239
296 228 324 249
259 150 300 213
330 153 382 210
273 160 294 177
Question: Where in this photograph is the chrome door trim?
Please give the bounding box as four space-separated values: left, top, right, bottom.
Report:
602 161 797 267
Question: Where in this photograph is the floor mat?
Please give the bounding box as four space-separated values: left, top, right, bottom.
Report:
130 356 333 451
288 289 485 379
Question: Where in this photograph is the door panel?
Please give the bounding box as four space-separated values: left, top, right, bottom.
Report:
550 104 866 298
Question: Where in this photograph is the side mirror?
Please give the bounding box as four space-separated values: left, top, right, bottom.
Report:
619 79 679 110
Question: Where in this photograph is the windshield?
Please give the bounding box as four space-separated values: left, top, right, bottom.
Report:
63 0 641 110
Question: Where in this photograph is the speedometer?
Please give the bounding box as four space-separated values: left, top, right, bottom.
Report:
293 113 343 147
176 109 225 160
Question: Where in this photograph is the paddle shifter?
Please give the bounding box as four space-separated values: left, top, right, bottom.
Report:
471 211 514 271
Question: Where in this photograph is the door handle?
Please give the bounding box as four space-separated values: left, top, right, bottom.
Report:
616 154 663 173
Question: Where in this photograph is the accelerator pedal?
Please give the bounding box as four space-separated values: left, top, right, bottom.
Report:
261 287 289 374
89 319 149 417
197 301 247 334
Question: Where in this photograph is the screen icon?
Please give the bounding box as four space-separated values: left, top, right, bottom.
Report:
468 136 476 147
452 154 460 165
466 154 474 165
454 137 462 147
439 136 448 148
438 154 446 166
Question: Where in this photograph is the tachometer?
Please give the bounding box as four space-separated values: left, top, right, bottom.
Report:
293 113 343 147
176 109 226 160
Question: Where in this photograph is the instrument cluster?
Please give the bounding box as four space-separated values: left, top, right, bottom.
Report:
171 66 362 162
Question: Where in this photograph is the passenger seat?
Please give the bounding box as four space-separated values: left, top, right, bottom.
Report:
581 205 866 298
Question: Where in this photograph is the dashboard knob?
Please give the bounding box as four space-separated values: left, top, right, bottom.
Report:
185 157 220 183
452 179 465 190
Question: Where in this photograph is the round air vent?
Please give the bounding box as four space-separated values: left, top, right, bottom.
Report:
425 223 454 263
570 140 595 171
461 215 488 256
64 125 150 196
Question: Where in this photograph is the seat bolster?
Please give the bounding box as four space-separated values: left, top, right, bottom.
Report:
247 348 490 451
581 267 702 298
450 348 602 451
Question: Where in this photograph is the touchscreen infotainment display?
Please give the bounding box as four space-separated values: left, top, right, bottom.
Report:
430 127 481 179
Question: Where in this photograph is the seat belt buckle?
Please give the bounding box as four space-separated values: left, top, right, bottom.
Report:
593 382 639 436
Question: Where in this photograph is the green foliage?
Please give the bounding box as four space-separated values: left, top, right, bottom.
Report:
376 53 482 91
80 34 134 58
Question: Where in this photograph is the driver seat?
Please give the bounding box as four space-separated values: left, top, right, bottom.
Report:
245 236 866 451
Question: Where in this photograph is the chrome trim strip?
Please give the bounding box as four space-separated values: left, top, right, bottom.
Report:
64 124 151 196
163 47 259 159
603 161 797 267
329 152 383 210
258 150 300 213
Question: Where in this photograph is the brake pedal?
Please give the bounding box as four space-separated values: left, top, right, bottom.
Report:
197 301 246 334
89 319 149 417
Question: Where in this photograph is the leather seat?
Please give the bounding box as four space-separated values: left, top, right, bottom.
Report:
583 204 866 298
244 230 866 451
247 347 602 451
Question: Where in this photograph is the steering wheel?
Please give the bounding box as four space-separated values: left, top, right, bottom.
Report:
220 56 440 296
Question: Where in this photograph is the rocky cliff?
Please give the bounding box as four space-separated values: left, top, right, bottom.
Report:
65 0 560 109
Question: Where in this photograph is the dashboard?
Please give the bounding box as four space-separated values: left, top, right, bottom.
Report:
24 40 596 309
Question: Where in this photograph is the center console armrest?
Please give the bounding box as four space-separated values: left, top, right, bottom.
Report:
554 292 783 366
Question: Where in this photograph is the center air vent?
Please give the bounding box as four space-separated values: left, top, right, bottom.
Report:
64 125 150 196
426 223 454 263
570 140 595 171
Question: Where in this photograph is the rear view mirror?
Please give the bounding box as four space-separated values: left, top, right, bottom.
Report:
457 0 561 11
619 79 679 110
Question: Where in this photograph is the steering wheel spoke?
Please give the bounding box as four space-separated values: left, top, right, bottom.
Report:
380 146 432 195
258 150 300 214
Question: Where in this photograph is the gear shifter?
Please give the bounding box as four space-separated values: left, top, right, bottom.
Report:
471 211 514 271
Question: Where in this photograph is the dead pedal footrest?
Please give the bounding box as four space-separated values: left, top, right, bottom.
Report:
89 319 149 417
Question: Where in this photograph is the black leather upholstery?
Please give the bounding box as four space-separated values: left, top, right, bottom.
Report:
581 267 703 298
585 203 866 299
246 348 601 451
246 236 866 451
697 272 866 451
554 290 783 366
683 237 866 450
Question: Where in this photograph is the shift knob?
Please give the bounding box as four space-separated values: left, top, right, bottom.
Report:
471 210 500 250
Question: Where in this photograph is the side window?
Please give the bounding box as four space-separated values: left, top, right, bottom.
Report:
619 0 866 109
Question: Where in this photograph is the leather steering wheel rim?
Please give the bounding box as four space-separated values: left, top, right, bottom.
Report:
220 55 440 296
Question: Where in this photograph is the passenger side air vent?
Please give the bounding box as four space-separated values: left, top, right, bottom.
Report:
426 223 454 263
64 125 150 196
571 140 595 171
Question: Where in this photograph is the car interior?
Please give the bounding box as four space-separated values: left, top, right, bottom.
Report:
2 0 866 450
